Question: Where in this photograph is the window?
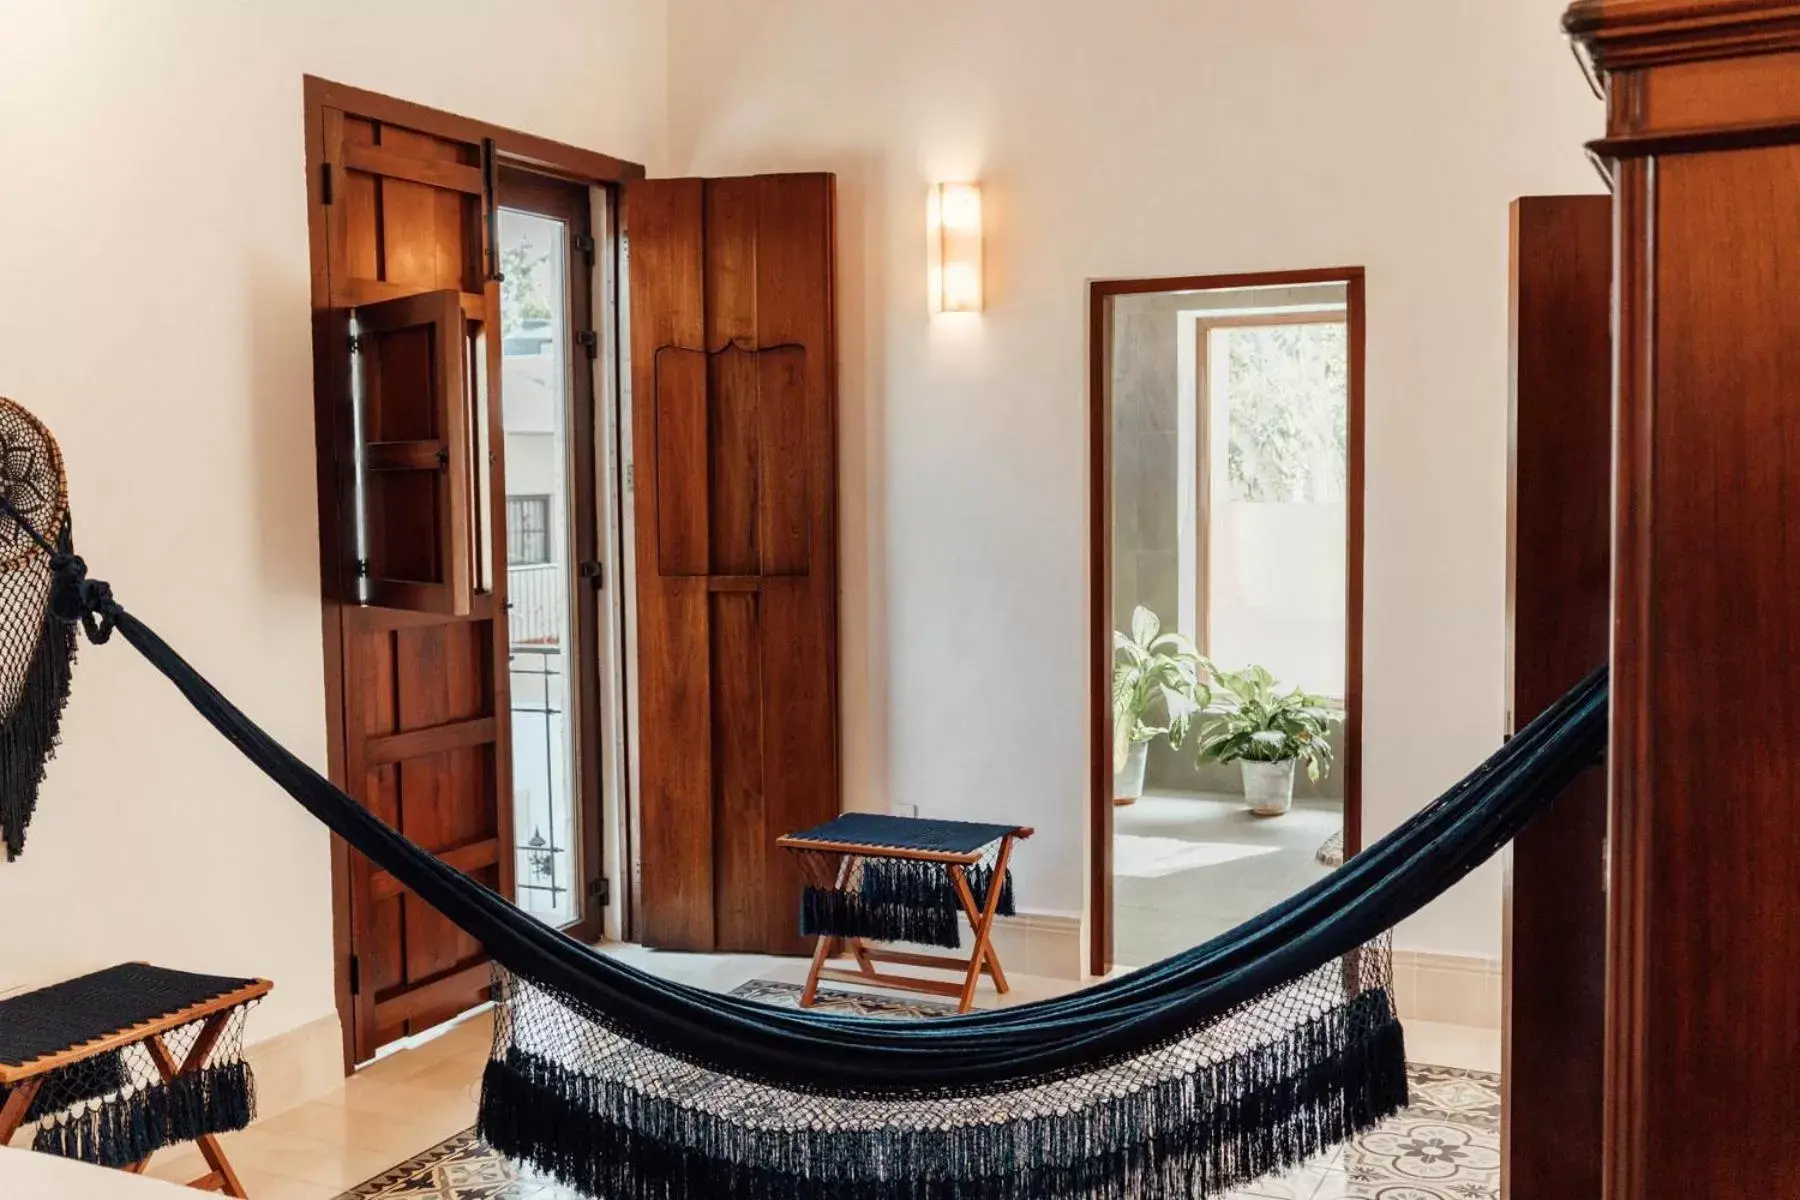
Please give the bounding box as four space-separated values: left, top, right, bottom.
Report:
507 494 552 566
1198 312 1348 698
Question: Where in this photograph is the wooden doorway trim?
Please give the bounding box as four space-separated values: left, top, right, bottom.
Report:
1087 266 1366 977
302 76 642 1071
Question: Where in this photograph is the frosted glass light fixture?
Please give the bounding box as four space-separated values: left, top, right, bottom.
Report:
928 182 983 313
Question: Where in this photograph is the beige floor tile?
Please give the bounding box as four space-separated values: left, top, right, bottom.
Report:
142 1146 207 1186
209 1126 401 1191
229 1168 343 1200
318 1077 477 1133
255 1098 464 1158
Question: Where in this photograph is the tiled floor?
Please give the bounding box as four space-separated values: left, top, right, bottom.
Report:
22 944 1499 1199
1115 791 1342 967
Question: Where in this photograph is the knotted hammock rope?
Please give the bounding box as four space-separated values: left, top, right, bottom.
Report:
0 396 1607 1200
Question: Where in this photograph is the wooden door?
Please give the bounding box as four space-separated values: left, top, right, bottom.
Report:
627 174 839 954
1500 195 1610 1200
308 94 513 1059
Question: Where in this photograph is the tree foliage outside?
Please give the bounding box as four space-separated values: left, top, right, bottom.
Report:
1221 322 1347 503
501 236 556 339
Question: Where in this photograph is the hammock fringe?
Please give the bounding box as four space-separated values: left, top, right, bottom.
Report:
801 860 1016 949
477 987 1406 1200
31 1061 256 1171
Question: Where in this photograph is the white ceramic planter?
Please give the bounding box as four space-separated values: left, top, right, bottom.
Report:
1241 759 1297 816
1113 741 1149 805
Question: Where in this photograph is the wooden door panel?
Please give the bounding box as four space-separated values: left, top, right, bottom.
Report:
635 578 714 950
630 172 838 954
707 348 762 576
652 348 710 576
353 290 473 615
757 349 810 577
757 581 832 956
315 98 514 1060
709 591 767 951
1501 196 1610 1200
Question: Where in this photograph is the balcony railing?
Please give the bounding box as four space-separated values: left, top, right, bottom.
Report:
508 562 565 648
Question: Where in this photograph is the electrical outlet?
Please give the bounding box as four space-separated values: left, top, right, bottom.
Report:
893 803 919 819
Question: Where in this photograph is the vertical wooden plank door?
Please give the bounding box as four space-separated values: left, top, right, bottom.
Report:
1500 195 1611 1200
309 94 515 1060
627 173 840 954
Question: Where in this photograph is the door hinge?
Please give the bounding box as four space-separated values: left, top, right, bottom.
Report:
354 558 370 579
573 232 596 267
482 137 502 282
576 329 598 360
579 560 604 590
589 877 611 907
321 162 334 206
347 954 361 996
346 333 363 355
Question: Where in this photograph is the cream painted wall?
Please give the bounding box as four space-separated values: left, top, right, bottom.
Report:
666 0 1604 957
0 1 666 1043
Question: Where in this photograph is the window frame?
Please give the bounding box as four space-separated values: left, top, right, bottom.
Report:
506 493 554 566
1192 307 1349 701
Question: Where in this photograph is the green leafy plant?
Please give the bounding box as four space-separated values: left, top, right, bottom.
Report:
1194 664 1341 782
1112 607 1209 774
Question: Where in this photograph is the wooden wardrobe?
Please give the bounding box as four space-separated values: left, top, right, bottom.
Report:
1545 4 1800 1196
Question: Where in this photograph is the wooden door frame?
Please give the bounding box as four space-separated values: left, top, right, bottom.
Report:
1087 266 1366 977
302 76 643 1071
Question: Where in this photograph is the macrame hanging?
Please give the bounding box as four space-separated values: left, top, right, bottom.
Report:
0 399 74 861
0 395 1608 1200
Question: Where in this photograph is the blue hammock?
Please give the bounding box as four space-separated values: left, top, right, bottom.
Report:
0 403 1605 1199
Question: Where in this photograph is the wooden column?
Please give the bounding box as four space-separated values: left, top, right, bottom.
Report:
1566 4 1800 1196
1501 196 1612 1200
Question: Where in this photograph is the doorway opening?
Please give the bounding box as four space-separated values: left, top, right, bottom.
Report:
1089 268 1364 974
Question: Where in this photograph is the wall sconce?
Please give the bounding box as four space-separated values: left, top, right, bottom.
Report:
928 182 983 313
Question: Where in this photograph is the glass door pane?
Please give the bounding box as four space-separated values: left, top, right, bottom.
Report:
500 207 578 926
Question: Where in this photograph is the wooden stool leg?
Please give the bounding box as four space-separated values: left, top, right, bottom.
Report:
950 867 1011 995
953 837 1018 1012
800 854 858 1007
0 1078 43 1148
145 1018 249 1197
801 936 838 1006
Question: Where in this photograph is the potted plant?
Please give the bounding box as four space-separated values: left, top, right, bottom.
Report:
1194 664 1339 816
1111 607 1208 804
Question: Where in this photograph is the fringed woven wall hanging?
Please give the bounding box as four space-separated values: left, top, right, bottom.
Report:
0 399 74 860
0 394 1609 1200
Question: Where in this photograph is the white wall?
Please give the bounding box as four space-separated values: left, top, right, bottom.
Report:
0 0 666 1043
666 0 1604 957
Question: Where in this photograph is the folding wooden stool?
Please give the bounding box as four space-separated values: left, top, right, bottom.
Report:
779 813 1033 1014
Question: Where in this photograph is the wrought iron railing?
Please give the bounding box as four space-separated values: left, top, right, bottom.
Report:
507 563 564 648
511 643 573 923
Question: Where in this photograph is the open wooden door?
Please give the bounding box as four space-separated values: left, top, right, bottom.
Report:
1501 195 1611 1200
307 85 513 1061
627 174 840 954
